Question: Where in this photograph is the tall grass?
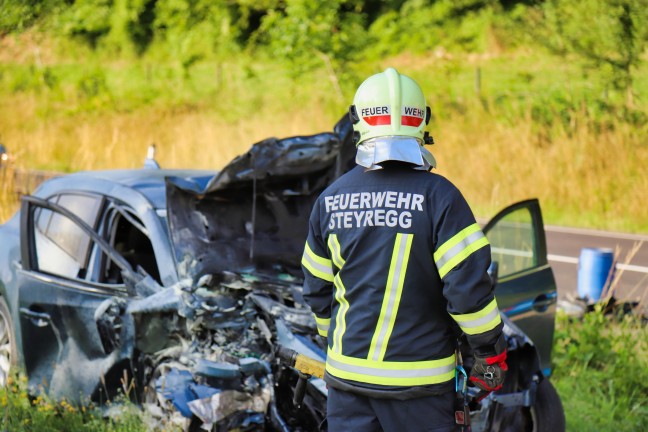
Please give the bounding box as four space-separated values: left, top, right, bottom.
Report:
1 39 646 231
0 374 147 431
436 103 648 232
552 309 648 430
0 167 19 223
1 96 336 172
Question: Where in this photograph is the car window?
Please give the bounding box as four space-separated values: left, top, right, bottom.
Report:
34 194 102 280
485 207 537 278
100 208 161 285
57 194 103 227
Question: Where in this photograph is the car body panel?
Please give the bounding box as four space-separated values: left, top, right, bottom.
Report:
482 199 558 373
17 195 142 397
17 269 123 397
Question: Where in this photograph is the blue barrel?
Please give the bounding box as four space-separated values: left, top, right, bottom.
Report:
577 248 615 301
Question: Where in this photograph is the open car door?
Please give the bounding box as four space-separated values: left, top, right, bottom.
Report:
17 195 138 400
482 199 558 375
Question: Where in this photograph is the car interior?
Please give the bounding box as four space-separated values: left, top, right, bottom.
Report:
103 209 161 285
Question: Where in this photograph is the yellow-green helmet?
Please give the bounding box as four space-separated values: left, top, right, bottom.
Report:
349 68 432 146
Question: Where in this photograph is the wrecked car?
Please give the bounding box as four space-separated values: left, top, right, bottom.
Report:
0 116 564 430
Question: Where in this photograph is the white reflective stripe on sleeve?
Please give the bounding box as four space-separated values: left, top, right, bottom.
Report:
450 298 502 335
434 223 489 279
302 242 334 282
314 315 330 337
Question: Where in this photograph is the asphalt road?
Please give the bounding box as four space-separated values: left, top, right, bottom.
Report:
545 225 648 303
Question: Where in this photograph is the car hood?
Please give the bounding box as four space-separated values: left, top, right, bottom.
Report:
165 115 356 281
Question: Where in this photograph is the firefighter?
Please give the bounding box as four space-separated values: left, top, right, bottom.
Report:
301 68 507 431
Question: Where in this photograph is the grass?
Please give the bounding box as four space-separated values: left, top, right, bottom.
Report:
0 375 147 431
1 36 646 231
435 103 648 232
0 167 19 223
551 308 648 430
0 18 646 431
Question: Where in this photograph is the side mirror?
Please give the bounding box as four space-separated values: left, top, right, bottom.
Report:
487 261 499 288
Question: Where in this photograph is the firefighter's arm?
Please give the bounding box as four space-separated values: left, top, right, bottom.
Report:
433 184 506 391
301 203 334 339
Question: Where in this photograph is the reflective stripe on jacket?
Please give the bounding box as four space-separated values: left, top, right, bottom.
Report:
302 165 502 393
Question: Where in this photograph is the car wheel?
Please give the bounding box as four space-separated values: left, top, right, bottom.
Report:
0 296 17 387
490 378 565 432
529 378 565 431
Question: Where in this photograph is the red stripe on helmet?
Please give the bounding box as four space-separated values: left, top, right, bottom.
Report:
363 115 391 126
401 115 424 127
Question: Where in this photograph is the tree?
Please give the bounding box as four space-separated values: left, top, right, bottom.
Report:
535 0 648 106
254 0 367 69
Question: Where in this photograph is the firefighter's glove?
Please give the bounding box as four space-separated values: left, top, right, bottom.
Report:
469 351 507 392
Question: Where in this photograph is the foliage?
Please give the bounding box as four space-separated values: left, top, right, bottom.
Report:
151 0 240 68
2 0 647 101
0 0 65 34
0 374 147 431
59 0 114 48
1 2 647 425
552 309 648 430
1 48 647 231
367 0 500 56
254 0 368 72
521 0 648 105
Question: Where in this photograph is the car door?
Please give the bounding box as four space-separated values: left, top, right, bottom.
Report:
482 199 557 375
16 194 137 400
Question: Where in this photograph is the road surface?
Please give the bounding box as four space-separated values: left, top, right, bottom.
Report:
545 225 648 303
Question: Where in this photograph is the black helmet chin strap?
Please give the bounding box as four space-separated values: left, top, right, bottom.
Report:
352 131 361 145
349 105 360 124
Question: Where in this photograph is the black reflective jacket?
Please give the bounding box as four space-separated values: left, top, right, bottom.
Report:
302 164 503 397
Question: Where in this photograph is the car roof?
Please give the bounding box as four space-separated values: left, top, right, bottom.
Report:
42 169 218 210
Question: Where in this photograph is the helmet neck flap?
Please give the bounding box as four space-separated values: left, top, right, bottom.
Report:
356 136 437 171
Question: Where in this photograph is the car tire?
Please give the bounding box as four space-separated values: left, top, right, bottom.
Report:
0 296 17 387
529 378 565 432
490 377 565 432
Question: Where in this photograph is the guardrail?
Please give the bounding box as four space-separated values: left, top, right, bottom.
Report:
1 167 60 196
